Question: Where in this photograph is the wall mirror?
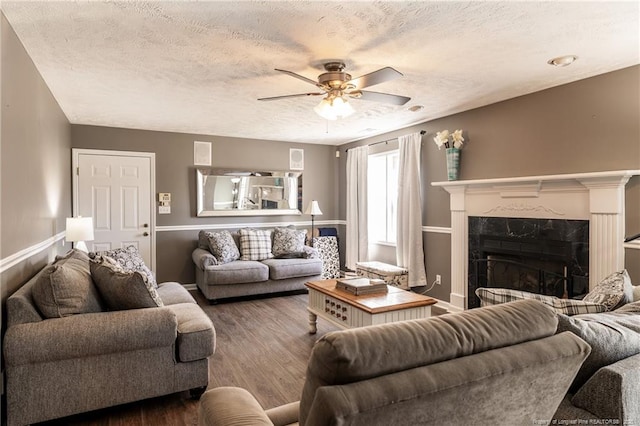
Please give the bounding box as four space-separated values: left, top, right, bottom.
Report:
196 169 302 217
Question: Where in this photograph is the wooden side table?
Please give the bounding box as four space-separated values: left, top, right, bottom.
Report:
306 279 437 334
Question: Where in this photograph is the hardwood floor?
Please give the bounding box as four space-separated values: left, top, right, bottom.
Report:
38 290 338 426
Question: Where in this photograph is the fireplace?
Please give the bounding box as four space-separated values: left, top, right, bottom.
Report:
467 217 589 309
432 170 639 312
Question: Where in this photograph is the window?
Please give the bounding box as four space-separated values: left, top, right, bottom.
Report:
368 150 398 244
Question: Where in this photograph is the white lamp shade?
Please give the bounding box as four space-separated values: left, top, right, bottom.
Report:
304 200 323 216
66 217 95 242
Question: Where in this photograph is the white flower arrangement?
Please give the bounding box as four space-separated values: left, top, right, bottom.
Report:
433 129 464 150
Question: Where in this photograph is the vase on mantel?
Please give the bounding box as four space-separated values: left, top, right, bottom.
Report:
446 147 460 181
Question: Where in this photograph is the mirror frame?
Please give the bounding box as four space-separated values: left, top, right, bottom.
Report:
196 168 303 217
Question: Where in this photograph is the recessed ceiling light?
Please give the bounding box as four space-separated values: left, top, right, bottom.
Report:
408 105 424 112
547 55 578 67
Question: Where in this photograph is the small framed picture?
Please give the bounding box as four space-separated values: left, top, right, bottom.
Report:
290 148 304 170
194 141 212 166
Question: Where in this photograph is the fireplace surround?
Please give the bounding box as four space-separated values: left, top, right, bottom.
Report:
467 217 589 308
433 170 640 311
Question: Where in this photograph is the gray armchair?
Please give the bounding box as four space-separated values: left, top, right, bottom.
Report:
199 300 590 426
4 263 215 426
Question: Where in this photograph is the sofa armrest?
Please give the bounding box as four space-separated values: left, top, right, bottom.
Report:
3 307 178 366
571 352 640 422
193 248 218 270
265 401 300 426
198 387 274 426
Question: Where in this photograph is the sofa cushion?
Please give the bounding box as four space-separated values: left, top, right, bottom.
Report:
204 230 240 264
204 260 269 285
164 302 216 362
32 249 103 318
272 226 306 257
261 258 323 280
239 229 274 261
556 311 640 392
582 269 633 310
90 256 164 310
156 281 197 305
475 287 607 315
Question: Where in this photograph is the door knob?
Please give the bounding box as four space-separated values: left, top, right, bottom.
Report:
143 223 149 228
143 232 149 237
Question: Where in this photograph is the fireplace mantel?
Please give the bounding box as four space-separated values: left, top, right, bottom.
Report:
432 170 640 312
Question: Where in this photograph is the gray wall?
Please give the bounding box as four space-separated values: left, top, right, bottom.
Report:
70 125 339 283
1 14 72 413
1 12 72 303
340 65 640 302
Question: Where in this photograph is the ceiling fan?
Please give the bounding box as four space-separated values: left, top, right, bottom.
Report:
258 61 411 120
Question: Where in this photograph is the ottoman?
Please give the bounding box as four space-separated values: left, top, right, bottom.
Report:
356 261 409 290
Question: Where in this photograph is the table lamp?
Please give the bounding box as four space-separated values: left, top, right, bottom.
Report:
304 200 322 247
66 216 94 252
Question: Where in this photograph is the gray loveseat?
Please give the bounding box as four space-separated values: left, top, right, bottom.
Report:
193 229 323 302
199 300 590 425
3 249 216 426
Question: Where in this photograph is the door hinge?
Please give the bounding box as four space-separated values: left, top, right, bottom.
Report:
76 167 79 175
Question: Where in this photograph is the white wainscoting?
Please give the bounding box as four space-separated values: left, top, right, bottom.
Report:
0 231 65 274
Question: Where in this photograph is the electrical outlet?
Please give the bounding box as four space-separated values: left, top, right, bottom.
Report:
435 274 442 285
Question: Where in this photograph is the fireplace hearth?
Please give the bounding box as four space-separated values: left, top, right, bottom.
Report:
468 217 589 309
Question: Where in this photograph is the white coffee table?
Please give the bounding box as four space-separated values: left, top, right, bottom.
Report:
306 279 437 334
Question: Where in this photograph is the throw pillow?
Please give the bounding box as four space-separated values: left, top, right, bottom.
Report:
239 228 274 261
204 230 240 264
582 269 633 311
475 287 607 315
198 230 212 250
32 249 104 318
557 311 640 392
272 227 306 257
89 245 157 288
90 255 164 310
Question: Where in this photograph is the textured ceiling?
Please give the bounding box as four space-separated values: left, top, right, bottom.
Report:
2 1 638 145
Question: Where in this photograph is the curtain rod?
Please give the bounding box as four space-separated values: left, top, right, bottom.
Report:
345 130 426 152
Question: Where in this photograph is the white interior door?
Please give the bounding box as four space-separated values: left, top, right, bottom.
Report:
73 149 155 270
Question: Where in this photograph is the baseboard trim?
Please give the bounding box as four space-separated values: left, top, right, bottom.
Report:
183 283 197 291
0 231 65 273
431 299 461 314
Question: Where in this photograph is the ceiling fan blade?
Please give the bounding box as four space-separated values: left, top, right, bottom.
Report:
274 69 321 87
349 67 404 90
358 90 411 105
258 92 324 101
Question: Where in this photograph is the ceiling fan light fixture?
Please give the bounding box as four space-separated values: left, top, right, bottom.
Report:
314 95 354 120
